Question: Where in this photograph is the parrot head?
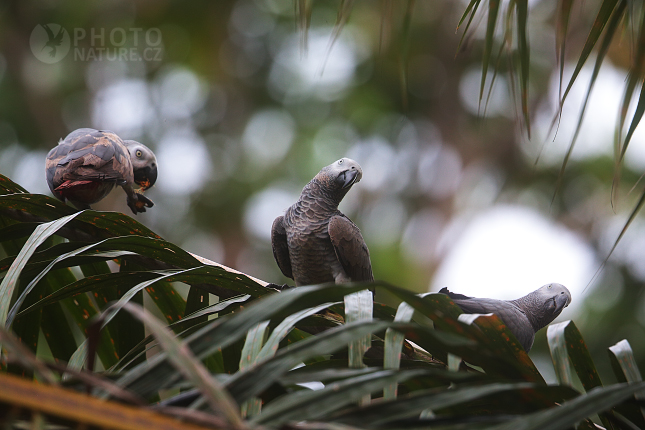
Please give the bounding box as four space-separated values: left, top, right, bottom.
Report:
123 140 158 191
544 283 571 315
328 158 363 190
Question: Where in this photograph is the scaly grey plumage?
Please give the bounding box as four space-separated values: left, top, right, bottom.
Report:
45 128 157 214
271 158 373 287
439 283 571 352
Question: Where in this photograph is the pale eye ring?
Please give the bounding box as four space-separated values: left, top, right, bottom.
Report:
338 159 344 164
136 150 143 158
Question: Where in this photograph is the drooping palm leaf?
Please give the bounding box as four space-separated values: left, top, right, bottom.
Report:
560 0 620 113
331 382 574 428
456 0 482 55
489 382 645 430
0 212 83 328
516 0 531 137
225 320 393 405
608 339 645 426
547 320 615 429
251 369 429 426
552 0 627 204
383 295 422 399
548 320 604 391
106 302 246 430
556 0 575 104
239 321 269 417
480 0 500 107
113 284 372 399
20 266 270 320
617 4 645 161
344 289 373 405
483 3 515 118
321 0 354 76
587 185 645 290
295 0 312 55
398 0 415 109
110 294 253 374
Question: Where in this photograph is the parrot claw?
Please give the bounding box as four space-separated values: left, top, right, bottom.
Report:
266 283 294 291
127 193 154 214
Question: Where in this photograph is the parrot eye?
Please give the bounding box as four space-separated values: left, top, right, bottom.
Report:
136 150 143 158
548 285 552 289
338 159 344 165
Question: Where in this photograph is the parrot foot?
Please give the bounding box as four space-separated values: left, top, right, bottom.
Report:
266 283 294 291
126 192 154 214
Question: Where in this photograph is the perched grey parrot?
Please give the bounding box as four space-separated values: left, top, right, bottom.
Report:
46 128 157 214
271 158 373 286
439 283 572 352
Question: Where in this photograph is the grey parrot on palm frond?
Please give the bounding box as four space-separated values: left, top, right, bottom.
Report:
439 283 572 352
271 158 373 287
46 128 157 215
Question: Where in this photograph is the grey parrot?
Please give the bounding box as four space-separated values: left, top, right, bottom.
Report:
46 128 157 214
271 158 373 286
439 283 571 352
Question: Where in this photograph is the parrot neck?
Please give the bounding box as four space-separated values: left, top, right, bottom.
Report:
300 177 348 212
512 293 549 332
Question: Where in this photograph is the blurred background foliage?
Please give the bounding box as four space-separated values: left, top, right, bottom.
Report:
1 0 645 387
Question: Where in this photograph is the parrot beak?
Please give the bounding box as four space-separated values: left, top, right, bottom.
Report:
552 292 570 315
339 168 362 189
134 164 158 191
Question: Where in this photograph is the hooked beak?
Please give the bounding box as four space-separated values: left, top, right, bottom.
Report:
553 292 570 315
340 169 361 189
134 165 158 191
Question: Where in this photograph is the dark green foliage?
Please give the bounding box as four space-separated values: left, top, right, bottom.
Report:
1 173 644 430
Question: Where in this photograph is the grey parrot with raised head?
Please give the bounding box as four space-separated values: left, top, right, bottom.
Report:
439 283 572 352
271 158 373 287
46 128 157 214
